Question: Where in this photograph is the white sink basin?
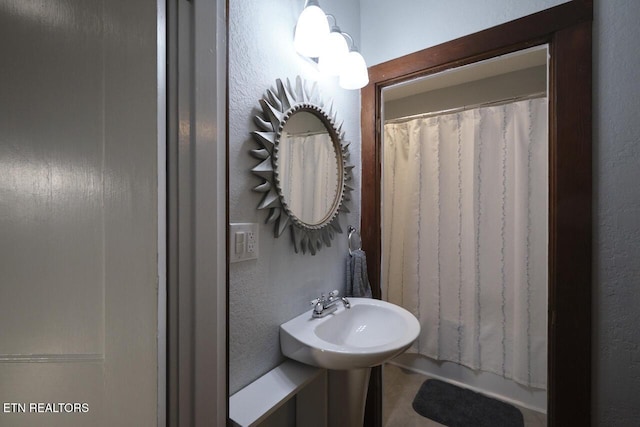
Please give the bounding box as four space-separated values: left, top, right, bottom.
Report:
280 298 420 370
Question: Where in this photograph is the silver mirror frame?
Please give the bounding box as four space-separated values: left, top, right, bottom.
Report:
250 77 353 255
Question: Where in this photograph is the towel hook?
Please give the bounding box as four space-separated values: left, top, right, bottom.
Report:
348 226 362 255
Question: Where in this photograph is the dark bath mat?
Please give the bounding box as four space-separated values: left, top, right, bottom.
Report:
412 379 524 427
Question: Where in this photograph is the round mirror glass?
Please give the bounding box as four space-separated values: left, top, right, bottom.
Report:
277 111 340 226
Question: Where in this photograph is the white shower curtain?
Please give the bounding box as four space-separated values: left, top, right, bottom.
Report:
383 98 548 388
279 133 338 224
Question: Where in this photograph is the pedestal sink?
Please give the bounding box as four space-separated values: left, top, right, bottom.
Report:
280 298 420 426
280 297 420 369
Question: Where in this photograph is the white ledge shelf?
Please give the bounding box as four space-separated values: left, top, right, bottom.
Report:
229 360 327 427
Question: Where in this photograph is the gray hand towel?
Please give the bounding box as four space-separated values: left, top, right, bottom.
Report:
346 249 372 298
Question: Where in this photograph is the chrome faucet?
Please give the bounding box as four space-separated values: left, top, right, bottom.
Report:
311 290 351 318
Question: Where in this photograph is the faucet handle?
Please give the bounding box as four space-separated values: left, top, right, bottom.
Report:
310 293 327 306
310 297 325 315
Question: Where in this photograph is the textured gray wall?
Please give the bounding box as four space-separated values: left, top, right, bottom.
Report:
228 0 362 394
360 0 640 425
593 0 640 424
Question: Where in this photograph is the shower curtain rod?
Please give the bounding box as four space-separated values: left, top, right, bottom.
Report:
384 91 546 125
285 130 328 137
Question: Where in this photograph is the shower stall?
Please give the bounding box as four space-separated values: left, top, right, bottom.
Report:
380 46 549 420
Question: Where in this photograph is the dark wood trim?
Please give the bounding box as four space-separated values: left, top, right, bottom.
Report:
361 2 592 426
547 19 592 426
360 77 380 301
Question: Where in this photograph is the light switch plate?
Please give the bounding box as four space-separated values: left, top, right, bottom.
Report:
229 223 259 263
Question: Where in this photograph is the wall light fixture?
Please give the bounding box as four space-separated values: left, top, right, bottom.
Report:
293 0 329 58
294 1 369 90
318 23 349 76
337 33 369 90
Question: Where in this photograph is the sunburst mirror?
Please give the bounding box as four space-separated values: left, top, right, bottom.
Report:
250 77 353 255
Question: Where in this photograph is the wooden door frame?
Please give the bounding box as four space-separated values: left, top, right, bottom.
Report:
360 2 592 426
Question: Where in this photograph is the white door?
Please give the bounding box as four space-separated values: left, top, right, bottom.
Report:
0 1 163 426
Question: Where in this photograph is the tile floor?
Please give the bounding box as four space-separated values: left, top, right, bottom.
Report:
382 364 547 427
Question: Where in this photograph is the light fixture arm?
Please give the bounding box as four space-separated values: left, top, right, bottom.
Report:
341 32 359 52
325 14 338 30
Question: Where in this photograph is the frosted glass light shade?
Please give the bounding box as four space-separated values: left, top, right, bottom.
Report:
293 4 330 58
318 32 349 76
339 51 369 90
